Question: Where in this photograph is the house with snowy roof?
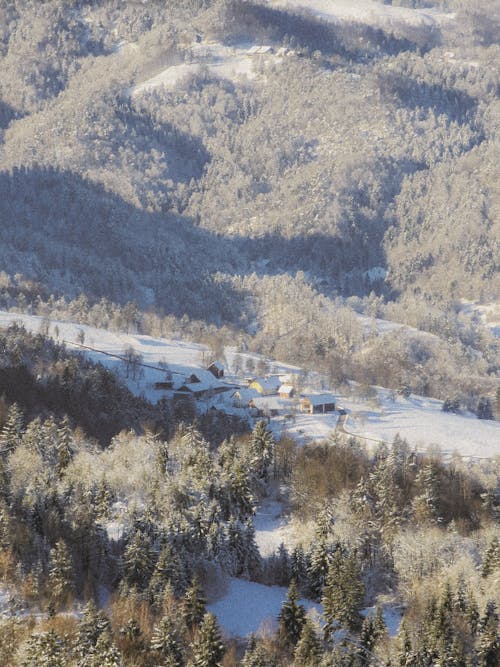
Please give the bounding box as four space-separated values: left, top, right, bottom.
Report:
248 376 281 396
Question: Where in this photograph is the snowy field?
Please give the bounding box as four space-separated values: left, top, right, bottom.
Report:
132 42 283 96
208 577 322 637
207 578 402 638
341 389 500 461
269 0 455 28
0 310 498 459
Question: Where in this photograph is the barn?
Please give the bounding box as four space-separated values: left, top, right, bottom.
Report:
300 393 336 414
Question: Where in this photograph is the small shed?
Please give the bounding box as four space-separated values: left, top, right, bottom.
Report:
300 393 336 414
278 384 294 399
207 361 224 379
249 395 285 417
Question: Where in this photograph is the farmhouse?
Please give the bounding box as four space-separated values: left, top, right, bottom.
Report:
300 393 336 414
249 376 281 396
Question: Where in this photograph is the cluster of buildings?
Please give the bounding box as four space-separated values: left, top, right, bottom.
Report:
153 360 337 420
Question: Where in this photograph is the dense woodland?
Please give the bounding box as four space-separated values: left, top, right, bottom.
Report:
0 324 497 665
0 0 499 664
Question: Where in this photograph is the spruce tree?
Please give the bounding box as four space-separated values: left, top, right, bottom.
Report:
250 420 274 480
190 612 225 667
294 618 322 666
481 537 500 578
182 577 207 631
48 539 74 608
151 615 184 667
244 518 262 579
0 403 24 455
56 415 73 460
322 549 365 637
22 630 65 667
122 530 155 589
396 621 414 667
477 615 500 667
91 632 122 667
241 634 276 667
76 602 111 656
278 580 306 646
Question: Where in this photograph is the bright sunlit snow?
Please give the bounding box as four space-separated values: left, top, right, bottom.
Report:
269 0 455 28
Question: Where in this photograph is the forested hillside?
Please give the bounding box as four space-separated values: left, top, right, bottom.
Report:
0 0 498 410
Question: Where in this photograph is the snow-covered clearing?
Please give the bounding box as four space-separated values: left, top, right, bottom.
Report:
0 310 498 459
132 42 283 95
341 389 500 460
270 411 340 444
207 577 322 637
269 0 455 29
253 499 292 557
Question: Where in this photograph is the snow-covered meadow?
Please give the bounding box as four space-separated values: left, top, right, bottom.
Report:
208 577 322 637
0 310 498 459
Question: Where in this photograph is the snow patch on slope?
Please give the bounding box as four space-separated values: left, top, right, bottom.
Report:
208 577 322 637
269 0 455 29
132 42 283 95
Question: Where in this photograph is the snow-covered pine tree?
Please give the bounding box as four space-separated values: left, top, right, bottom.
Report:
412 462 443 526
121 529 155 590
477 612 500 667
190 612 225 667
396 621 415 667
151 614 184 666
90 632 122 667
294 618 322 666
48 539 74 608
278 579 306 646
481 537 500 578
244 518 262 579
75 601 111 656
241 634 276 667
321 548 365 637
249 420 274 480
0 403 24 455
182 577 206 631
22 630 65 667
